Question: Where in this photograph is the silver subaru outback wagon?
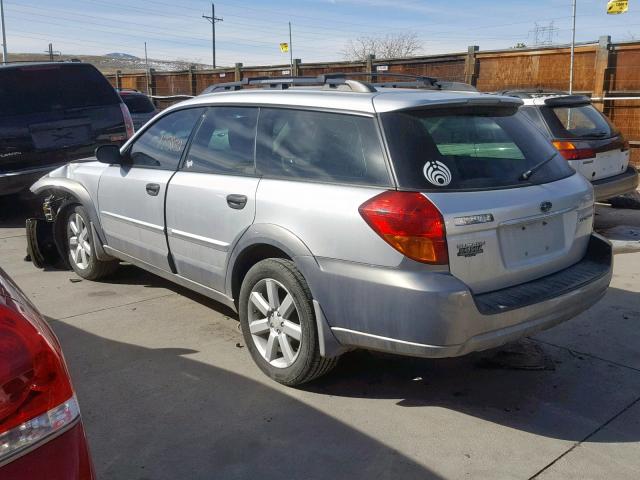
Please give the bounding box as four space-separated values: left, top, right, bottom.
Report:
28 76 613 386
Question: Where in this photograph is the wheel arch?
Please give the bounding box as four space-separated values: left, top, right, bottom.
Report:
30 177 112 261
226 224 317 306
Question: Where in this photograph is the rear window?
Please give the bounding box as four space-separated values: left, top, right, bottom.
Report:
121 94 155 114
382 107 574 191
541 104 617 139
0 64 120 116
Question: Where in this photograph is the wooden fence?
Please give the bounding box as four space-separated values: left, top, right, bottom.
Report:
106 37 640 165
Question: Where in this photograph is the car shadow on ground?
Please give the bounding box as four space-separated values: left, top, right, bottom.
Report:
303 285 640 445
48 319 442 480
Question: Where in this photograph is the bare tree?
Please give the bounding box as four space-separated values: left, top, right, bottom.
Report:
342 32 421 61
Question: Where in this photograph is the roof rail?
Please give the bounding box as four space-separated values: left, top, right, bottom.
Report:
325 72 477 91
201 74 377 94
200 72 476 95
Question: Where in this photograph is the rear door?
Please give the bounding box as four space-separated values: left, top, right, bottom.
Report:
0 64 125 174
165 106 260 292
381 105 594 294
98 108 203 271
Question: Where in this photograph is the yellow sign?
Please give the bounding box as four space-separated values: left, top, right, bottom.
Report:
279 43 289 53
607 0 628 14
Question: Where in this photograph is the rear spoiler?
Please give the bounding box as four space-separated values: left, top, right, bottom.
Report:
543 95 591 107
378 95 523 113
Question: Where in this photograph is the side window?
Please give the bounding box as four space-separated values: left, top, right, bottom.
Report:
255 108 389 186
182 107 258 175
128 108 203 170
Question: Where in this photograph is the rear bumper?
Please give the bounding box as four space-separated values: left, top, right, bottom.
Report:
0 164 64 196
592 166 638 201
303 234 612 359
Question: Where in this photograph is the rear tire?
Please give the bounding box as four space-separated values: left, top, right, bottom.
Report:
239 258 338 386
65 205 119 280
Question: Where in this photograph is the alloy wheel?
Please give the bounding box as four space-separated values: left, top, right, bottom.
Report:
68 213 91 270
247 278 302 368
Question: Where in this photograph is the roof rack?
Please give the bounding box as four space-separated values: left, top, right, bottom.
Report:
200 72 477 95
201 74 377 94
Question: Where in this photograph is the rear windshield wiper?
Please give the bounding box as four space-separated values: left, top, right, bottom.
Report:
519 152 558 181
577 131 609 138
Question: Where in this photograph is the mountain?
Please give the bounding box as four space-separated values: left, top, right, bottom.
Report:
105 52 140 60
3 53 209 74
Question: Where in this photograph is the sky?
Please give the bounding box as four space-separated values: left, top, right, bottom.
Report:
2 0 639 66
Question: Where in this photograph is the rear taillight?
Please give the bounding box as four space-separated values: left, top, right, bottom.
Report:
622 139 630 151
120 103 135 139
0 303 78 463
552 141 596 160
359 191 448 265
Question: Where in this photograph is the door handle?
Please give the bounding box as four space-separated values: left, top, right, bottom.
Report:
146 183 160 196
227 194 248 210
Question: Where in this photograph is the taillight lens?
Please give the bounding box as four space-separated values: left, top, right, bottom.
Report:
359 191 448 264
552 141 596 160
120 103 135 139
0 302 77 462
622 139 630 151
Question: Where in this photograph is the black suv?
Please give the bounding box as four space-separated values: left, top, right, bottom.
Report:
0 62 134 196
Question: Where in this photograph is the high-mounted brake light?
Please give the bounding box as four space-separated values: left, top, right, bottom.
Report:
552 140 596 161
359 191 448 265
0 302 78 463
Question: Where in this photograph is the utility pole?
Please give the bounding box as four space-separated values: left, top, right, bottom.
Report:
569 0 577 94
145 41 150 95
288 21 293 76
43 43 61 61
202 3 223 69
1 0 8 64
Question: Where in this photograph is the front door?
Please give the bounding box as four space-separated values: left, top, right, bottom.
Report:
98 107 204 271
165 107 260 291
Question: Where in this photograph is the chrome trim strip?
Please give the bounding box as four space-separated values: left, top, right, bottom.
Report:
330 327 451 349
499 206 576 227
168 228 229 251
100 211 165 232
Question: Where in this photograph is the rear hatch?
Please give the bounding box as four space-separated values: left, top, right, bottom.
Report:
119 91 158 130
539 96 630 181
0 63 125 173
380 99 594 294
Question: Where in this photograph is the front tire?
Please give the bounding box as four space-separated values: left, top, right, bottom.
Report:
239 258 338 386
65 205 119 280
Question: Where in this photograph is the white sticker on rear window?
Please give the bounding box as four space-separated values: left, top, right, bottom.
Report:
423 160 452 186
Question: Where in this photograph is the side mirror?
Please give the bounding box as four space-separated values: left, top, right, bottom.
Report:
95 144 124 165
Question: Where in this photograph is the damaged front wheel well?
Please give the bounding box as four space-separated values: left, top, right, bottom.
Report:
27 191 81 270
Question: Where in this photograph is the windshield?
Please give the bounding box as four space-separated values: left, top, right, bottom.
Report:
542 104 618 139
381 107 574 191
122 94 155 114
0 64 120 116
